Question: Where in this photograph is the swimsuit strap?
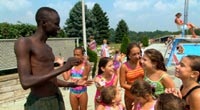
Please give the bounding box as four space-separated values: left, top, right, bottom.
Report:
71 61 85 72
125 61 141 70
125 62 131 70
157 73 167 81
182 85 200 100
144 72 167 82
105 74 116 86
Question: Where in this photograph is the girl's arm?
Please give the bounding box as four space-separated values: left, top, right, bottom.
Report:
94 76 102 89
62 70 71 81
82 61 91 80
119 64 131 90
161 73 175 88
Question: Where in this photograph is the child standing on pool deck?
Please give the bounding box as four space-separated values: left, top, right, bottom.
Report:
58 47 91 110
120 42 144 110
141 49 175 96
94 57 118 109
96 86 125 110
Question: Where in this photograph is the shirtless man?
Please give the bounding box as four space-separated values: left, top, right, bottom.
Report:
14 7 92 110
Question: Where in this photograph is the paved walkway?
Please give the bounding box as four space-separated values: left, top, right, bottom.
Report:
0 70 181 110
0 43 182 110
0 84 97 110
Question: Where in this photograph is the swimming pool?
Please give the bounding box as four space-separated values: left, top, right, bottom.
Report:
175 43 200 61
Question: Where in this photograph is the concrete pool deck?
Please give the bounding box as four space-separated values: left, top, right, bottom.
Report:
0 43 183 110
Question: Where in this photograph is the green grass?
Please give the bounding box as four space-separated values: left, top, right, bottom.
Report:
96 43 121 57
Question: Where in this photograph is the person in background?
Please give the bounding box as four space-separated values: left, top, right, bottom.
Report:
88 35 97 52
120 52 127 64
175 12 198 38
14 7 92 110
113 49 122 78
177 44 184 54
100 39 110 58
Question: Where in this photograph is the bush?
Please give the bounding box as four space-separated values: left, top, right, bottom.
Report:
141 36 149 47
87 48 98 78
120 36 130 54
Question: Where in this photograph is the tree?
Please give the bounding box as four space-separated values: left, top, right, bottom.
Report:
0 22 36 39
141 36 149 47
109 28 115 42
92 3 110 44
87 48 97 78
115 19 129 43
120 36 130 54
64 1 95 41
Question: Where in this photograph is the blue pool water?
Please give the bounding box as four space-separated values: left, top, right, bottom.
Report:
175 43 200 61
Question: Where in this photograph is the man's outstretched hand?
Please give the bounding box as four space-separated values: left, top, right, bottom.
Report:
76 79 93 86
65 57 81 67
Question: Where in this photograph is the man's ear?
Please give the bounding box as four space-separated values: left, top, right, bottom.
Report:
41 19 47 25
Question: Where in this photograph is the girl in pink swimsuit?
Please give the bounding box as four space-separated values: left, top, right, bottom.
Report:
96 86 125 110
94 57 118 109
62 47 91 110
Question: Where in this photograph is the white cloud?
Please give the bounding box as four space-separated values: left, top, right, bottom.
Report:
47 1 73 15
113 0 150 12
17 11 35 24
47 1 73 27
154 1 168 11
0 0 31 11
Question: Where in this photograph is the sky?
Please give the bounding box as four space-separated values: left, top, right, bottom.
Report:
0 0 200 32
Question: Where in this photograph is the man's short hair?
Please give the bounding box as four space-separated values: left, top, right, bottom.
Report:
35 7 58 25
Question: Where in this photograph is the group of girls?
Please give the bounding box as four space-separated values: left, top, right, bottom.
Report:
55 42 200 110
